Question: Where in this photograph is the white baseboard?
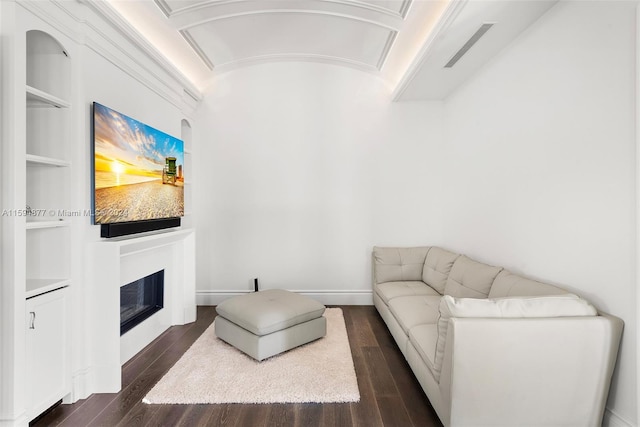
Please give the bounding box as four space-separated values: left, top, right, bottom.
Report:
66 367 92 403
196 289 373 306
603 408 636 427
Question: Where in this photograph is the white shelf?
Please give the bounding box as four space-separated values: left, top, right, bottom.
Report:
26 219 70 229
26 85 70 109
25 279 69 299
184 149 192 155
26 154 70 167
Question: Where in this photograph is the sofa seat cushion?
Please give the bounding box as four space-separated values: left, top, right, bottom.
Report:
388 295 441 334
488 270 568 299
408 323 438 375
422 247 459 294
432 294 598 382
444 255 503 299
375 281 440 304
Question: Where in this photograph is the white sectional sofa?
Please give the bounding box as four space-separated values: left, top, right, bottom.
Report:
372 246 623 427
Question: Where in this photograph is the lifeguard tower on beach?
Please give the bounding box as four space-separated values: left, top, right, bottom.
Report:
162 157 177 185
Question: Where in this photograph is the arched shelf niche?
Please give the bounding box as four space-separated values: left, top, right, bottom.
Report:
181 119 193 227
26 30 70 101
25 30 71 160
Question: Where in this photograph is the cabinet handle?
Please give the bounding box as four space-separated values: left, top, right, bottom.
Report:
29 311 36 329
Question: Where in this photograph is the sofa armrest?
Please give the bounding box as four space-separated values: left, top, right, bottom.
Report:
438 315 622 427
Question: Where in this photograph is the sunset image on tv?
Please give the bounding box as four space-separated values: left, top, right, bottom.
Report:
93 103 184 224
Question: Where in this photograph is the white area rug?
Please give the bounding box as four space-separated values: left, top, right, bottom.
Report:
143 308 360 404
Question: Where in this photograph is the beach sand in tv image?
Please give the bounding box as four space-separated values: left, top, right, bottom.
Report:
94 103 184 224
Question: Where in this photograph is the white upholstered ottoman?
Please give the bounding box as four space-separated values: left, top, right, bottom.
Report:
215 289 327 361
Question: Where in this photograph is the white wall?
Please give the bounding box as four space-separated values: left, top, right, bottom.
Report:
194 62 445 303
442 2 637 425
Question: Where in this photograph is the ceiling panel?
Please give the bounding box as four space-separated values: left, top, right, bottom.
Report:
184 12 394 70
160 0 411 16
163 0 203 11
358 0 411 16
107 0 558 97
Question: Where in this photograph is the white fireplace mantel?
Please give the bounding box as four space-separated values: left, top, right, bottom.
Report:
86 228 196 393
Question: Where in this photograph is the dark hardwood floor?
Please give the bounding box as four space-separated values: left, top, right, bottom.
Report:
33 306 443 427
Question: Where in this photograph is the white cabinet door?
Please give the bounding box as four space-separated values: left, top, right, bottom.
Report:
26 287 69 420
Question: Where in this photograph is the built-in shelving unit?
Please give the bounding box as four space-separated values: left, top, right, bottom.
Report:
25 30 72 298
23 28 73 421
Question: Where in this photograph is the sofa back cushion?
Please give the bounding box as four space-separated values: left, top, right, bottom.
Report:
422 247 459 294
433 294 598 382
488 270 568 298
444 255 503 298
373 246 431 284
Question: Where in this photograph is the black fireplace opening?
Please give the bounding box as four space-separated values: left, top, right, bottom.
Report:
120 270 164 335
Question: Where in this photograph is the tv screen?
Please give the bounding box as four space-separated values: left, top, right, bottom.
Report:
92 102 184 225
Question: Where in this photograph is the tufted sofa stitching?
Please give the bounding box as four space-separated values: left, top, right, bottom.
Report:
422 247 460 294
444 255 503 299
373 246 430 284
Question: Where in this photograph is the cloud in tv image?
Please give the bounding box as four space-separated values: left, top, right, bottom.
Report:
94 103 184 224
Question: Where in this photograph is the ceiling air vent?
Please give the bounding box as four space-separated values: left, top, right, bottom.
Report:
444 23 494 68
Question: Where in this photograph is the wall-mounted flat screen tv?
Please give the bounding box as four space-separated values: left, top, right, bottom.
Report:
92 102 184 235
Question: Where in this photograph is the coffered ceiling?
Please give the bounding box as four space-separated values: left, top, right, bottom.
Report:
155 0 412 73
103 0 558 99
